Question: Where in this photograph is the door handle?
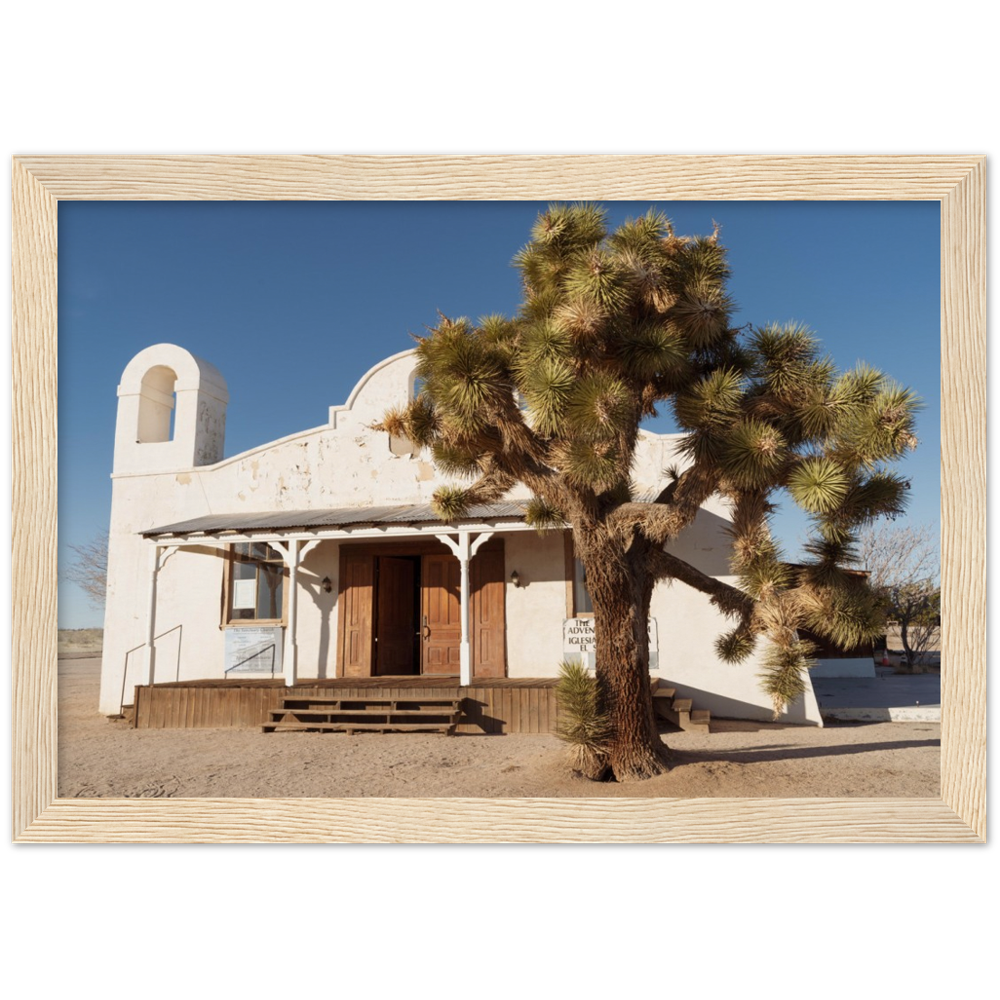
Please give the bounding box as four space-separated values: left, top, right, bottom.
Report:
422 625 431 639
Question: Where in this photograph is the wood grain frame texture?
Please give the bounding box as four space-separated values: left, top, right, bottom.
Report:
12 155 986 843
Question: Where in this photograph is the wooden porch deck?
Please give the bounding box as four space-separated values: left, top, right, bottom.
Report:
130 677 560 735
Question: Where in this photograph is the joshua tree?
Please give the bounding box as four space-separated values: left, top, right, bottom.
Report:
379 204 919 781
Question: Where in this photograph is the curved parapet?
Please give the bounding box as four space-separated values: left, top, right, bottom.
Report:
328 348 419 429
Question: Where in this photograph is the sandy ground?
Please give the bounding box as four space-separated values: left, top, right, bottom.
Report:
58 657 940 799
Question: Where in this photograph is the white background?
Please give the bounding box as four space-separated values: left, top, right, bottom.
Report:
2 0 998 141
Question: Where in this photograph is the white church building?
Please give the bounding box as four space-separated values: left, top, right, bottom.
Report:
99 343 836 727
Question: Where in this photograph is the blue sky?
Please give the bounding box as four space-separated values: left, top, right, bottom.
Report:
57 200 941 628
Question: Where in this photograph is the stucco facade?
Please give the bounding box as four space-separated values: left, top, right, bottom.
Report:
99 343 821 725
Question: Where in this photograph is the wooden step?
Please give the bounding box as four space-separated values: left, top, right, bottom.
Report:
265 694 465 735
262 720 457 734
269 708 461 722
652 687 677 700
653 694 711 733
280 698 460 711
272 706 459 716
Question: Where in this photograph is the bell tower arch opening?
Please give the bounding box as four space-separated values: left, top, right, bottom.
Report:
137 365 178 443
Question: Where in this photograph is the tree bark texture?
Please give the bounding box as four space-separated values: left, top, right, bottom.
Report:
581 530 669 781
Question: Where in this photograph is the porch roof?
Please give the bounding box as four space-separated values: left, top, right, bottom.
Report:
141 501 537 539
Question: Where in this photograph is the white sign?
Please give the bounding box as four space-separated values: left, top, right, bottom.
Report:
563 618 659 671
224 627 283 675
232 578 257 610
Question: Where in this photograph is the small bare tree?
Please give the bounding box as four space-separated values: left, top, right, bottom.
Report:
856 522 940 668
65 531 109 612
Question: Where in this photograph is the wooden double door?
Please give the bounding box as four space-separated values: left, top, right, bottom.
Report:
338 540 506 679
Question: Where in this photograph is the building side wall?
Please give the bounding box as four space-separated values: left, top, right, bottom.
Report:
648 506 823 725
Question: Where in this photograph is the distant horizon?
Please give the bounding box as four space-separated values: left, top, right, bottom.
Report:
58 200 941 628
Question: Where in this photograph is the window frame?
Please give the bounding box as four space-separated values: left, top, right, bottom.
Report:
564 532 594 619
221 542 288 627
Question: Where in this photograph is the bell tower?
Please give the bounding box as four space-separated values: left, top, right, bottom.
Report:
113 344 228 474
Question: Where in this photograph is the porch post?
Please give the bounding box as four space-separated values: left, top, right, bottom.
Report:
457 532 472 685
145 543 160 685
436 530 494 686
285 538 300 687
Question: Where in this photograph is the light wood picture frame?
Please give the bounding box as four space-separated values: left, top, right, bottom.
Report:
12 154 985 843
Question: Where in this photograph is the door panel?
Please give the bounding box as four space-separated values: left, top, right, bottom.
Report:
375 557 418 675
472 545 506 678
421 555 461 674
340 553 374 677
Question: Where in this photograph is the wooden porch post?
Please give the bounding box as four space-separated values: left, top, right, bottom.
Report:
435 530 494 685
285 538 300 686
272 538 320 687
144 543 160 685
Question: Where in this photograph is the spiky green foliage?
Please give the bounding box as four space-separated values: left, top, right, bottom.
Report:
378 202 923 749
674 368 745 432
563 374 632 443
613 321 689 381
715 627 757 663
524 497 566 532
787 458 850 513
431 485 473 521
430 441 482 477
759 640 818 719
520 356 576 435
720 419 787 489
738 551 793 600
799 585 886 649
554 660 611 772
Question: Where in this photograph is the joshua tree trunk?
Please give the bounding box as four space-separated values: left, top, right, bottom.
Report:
583 532 669 781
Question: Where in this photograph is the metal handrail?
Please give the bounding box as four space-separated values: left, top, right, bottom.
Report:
224 642 276 677
120 624 183 714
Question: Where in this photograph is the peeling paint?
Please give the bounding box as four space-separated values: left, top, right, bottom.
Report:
416 462 436 481
175 473 192 485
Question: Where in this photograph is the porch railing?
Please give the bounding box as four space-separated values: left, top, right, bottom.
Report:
120 624 183 714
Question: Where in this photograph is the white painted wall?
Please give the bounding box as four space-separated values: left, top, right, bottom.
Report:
100 344 821 725
646 504 822 724
503 531 567 677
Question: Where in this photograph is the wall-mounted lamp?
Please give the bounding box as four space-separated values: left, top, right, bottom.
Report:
510 570 522 588
321 576 333 594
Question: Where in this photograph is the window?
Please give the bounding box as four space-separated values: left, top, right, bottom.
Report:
564 532 593 617
388 370 424 457
226 543 286 623
573 557 594 615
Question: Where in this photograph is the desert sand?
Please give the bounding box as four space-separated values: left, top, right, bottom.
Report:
58 656 940 799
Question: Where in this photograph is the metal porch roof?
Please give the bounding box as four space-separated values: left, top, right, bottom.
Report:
142 502 534 538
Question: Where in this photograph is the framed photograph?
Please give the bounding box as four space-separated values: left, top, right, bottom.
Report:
12 155 985 842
